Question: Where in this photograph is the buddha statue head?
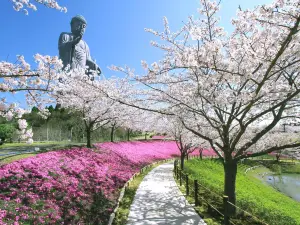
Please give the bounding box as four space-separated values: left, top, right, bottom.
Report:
70 15 87 37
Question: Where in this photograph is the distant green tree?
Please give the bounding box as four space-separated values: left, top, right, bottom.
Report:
0 124 16 144
47 105 55 113
23 108 45 128
31 106 39 113
4 105 133 143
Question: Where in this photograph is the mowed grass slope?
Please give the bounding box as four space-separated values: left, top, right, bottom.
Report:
184 159 300 225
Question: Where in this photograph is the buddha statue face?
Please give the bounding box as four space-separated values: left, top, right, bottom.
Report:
71 19 86 37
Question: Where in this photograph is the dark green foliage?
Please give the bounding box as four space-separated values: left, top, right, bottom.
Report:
89 192 113 224
0 124 16 144
281 164 300 174
3 105 140 143
246 159 300 174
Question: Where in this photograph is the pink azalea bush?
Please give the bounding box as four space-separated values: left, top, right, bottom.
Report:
151 135 168 139
96 140 182 164
0 140 201 224
196 148 217 157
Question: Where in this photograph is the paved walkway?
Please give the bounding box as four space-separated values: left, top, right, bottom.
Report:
0 144 57 157
127 162 206 225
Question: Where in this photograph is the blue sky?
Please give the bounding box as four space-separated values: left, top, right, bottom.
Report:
1 0 273 108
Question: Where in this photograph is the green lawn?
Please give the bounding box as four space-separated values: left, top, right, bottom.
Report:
0 142 85 165
183 159 300 225
0 153 37 165
0 141 84 149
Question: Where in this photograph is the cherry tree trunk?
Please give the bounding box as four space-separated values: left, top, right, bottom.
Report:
180 154 185 170
111 125 115 142
127 129 130 141
276 154 280 162
223 160 238 215
86 128 92 148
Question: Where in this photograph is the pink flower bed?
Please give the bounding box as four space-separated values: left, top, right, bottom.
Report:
198 148 218 157
0 140 198 224
151 135 167 139
268 152 289 158
96 140 182 164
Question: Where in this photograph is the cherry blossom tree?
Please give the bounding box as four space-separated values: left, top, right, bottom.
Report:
105 106 138 142
107 107 145 142
10 0 67 15
86 76 163 141
54 73 133 147
110 0 300 212
154 117 202 169
172 124 198 168
0 54 63 143
55 74 161 146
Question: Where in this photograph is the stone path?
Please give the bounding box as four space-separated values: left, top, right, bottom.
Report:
127 162 206 225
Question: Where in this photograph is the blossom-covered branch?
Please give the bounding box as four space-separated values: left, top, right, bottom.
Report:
10 0 67 15
0 54 63 142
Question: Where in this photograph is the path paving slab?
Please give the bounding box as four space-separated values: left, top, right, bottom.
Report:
127 162 206 225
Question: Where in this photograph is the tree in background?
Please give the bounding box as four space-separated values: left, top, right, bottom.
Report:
151 116 203 169
54 75 122 147
22 105 83 142
15 104 138 144
107 104 154 142
172 123 199 169
0 124 15 144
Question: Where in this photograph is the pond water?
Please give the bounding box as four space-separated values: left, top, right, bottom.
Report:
263 174 300 202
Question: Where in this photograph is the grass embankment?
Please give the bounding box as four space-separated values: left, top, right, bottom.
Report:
112 161 165 225
0 141 61 149
0 153 37 165
0 141 85 149
183 159 300 225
